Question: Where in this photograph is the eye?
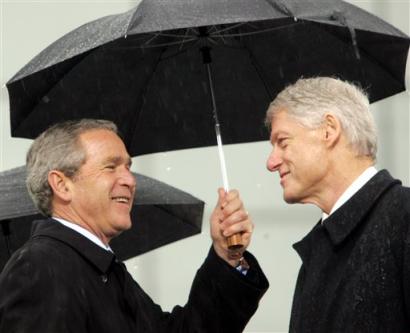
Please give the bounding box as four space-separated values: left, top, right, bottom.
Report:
105 164 116 170
277 138 288 148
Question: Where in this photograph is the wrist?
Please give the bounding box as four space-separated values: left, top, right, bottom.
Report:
235 256 250 275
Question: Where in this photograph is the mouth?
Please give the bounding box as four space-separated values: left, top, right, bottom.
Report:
111 196 132 205
279 171 290 185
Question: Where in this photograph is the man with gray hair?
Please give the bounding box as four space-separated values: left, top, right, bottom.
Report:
0 119 269 333
266 77 410 332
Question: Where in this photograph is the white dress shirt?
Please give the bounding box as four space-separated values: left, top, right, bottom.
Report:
53 217 113 252
322 166 378 222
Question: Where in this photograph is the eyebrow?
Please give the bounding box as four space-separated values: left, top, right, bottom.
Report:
102 156 132 167
270 130 289 143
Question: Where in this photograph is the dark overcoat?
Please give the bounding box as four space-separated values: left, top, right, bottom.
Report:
290 170 410 332
0 218 269 333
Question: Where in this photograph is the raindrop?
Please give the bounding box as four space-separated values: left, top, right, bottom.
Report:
279 66 284 79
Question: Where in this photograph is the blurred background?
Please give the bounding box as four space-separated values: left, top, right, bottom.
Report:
1 1 409 332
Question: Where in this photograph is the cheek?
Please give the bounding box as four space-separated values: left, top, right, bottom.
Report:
287 143 325 172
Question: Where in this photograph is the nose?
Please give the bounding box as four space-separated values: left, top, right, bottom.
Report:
119 167 137 189
266 146 282 172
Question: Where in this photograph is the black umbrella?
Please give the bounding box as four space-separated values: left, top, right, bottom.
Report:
6 0 410 246
6 0 410 145
0 166 204 271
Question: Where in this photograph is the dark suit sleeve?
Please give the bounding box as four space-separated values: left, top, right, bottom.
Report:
402 187 410 323
179 247 269 332
0 245 88 333
131 247 269 333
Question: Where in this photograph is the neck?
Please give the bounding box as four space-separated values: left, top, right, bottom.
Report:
52 207 111 246
314 155 374 214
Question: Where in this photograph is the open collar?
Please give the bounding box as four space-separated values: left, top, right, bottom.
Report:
322 170 401 246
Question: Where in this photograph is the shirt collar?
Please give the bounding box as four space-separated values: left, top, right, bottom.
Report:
322 170 400 246
322 166 378 221
31 218 115 273
293 170 401 259
53 217 113 252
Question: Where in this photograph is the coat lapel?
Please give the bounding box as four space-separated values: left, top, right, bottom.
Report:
323 170 401 246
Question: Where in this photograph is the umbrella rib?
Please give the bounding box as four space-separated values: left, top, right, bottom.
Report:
143 33 162 46
139 38 198 49
180 28 194 51
161 39 202 61
207 25 219 34
147 32 198 39
209 22 249 35
140 30 197 47
211 22 300 38
126 42 189 147
241 43 275 101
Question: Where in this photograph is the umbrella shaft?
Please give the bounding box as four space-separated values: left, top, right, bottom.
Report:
205 63 219 125
204 60 230 191
215 124 229 191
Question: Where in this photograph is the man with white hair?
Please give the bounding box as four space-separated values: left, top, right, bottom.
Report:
266 77 410 332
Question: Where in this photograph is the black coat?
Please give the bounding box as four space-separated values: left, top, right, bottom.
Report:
290 170 410 332
0 218 269 333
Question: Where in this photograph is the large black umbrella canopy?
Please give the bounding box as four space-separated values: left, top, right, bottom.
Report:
6 0 410 157
0 166 204 271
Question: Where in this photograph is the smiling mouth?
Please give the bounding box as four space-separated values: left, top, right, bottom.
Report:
279 172 290 185
112 196 131 204
280 171 290 179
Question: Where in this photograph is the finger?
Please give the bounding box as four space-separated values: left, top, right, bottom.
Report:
221 209 249 227
223 220 253 237
216 187 227 208
221 198 244 217
222 216 253 237
224 189 239 203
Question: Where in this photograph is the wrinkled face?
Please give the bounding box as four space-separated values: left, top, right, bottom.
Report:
266 110 329 205
68 129 136 242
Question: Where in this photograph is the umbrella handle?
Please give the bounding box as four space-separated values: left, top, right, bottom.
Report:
227 234 244 250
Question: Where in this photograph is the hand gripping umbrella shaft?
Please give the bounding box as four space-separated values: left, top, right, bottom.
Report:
203 48 243 250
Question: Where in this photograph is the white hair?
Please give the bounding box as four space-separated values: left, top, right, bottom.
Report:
266 77 377 159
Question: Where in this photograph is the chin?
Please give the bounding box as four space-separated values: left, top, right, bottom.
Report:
283 192 300 204
115 217 132 232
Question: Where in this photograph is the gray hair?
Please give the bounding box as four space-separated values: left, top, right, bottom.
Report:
265 77 377 159
26 119 118 216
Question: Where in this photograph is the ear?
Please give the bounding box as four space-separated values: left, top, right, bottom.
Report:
48 170 72 202
322 113 341 148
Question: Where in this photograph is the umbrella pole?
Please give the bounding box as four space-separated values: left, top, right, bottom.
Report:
206 66 230 192
202 47 243 250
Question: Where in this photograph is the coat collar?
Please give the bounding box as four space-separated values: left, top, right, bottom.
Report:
30 218 115 273
322 169 401 246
